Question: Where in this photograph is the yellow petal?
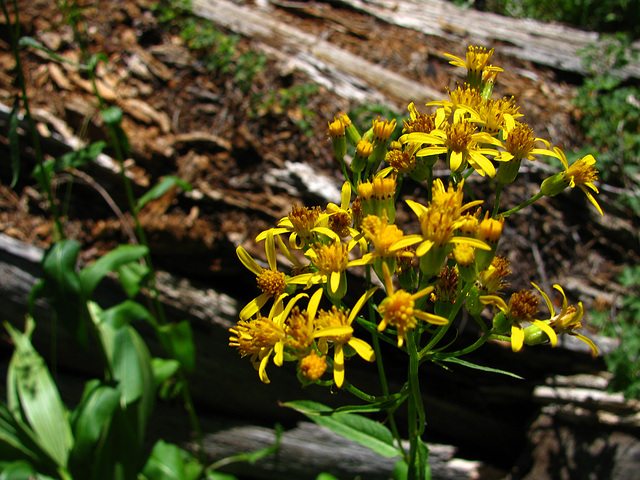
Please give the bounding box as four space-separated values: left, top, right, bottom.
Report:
274 342 284 366
571 333 599 357
333 345 345 388
239 292 270 321
449 236 491 251
265 231 277 271
531 319 558 347
511 325 525 352
348 337 375 362
480 294 508 312
414 310 448 325
258 350 272 384
449 150 463 172
348 286 380 324
531 282 555 316
415 240 434 257
330 271 341 294
236 246 263 276
313 325 353 338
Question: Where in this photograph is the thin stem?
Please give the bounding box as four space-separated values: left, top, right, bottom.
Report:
500 191 544 218
2 0 63 239
406 329 425 480
492 182 504 218
366 265 406 457
419 282 473 360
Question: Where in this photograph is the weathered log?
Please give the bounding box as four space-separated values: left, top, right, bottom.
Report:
199 421 481 480
189 0 445 107
334 0 640 79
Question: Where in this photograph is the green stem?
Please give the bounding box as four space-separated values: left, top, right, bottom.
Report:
492 182 504 218
366 265 406 457
500 191 544 218
406 329 425 480
2 0 63 240
419 282 473 360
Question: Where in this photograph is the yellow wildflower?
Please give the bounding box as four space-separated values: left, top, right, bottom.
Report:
481 289 557 353
314 287 379 387
236 230 314 320
229 293 307 383
258 204 339 249
529 283 598 356
540 148 603 215
378 262 448 347
444 45 503 88
400 119 501 177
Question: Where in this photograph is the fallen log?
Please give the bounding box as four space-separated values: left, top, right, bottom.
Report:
334 0 640 79
189 0 444 107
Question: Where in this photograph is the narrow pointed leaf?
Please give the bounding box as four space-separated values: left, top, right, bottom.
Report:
283 400 400 458
80 245 148 298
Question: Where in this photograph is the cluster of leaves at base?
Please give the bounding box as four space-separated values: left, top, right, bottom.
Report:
590 265 640 399
152 0 266 94
459 0 640 38
572 34 640 214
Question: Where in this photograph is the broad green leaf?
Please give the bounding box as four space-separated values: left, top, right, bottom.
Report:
71 383 120 460
8 96 20 188
283 400 400 458
158 321 195 372
111 326 156 439
98 301 155 329
136 176 192 212
151 358 181 388
4 320 74 468
79 244 148 298
39 240 85 343
439 357 523 379
117 261 151 298
141 440 202 480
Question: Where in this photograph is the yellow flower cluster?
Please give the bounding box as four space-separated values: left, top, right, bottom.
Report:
230 45 601 390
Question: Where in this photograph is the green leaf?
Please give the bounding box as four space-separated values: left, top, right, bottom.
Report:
283 400 400 458
98 301 155 329
151 358 181 388
158 321 196 373
19 36 88 70
79 244 148 298
8 96 20 188
0 460 37 480
71 383 120 460
136 176 192 212
117 261 151 298
0 402 40 463
4 320 74 468
439 357 523 379
205 473 238 480
38 240 85 343
141 440 202 480
101 106 123 125
32 141 107 181
315 474 340 480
